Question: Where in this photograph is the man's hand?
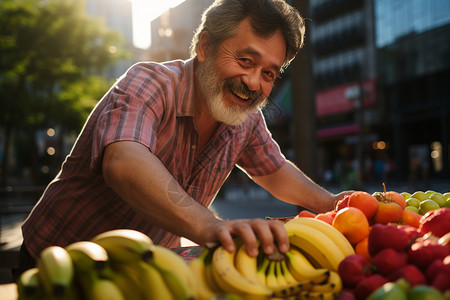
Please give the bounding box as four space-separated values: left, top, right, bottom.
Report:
202 218 289 257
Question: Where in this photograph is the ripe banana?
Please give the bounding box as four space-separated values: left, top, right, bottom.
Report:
211 245 273 299
284 248 329 284
189 248 221 300
234 243 260 284
285 222 346 271
265 260 278 289
91 229 153 263
37 246 75 298
298 290 339 300
256 255 271 286
66 241 109 275
145 245 197 299
17 267 42 300
285 217 355 257
310 271 342 293
274 261 289 287
90 278 125 300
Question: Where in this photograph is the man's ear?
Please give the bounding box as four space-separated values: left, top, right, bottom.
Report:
197 31 210 63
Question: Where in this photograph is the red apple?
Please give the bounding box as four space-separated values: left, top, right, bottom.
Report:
371 248 408 276
419 207 450 237
338 254 373 288
387 264 426 287
408 238 450 272
354 274 388 300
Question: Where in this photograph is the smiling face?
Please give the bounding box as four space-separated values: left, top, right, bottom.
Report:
196 17 286 125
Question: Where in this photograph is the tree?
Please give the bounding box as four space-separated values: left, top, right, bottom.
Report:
0 0 128 185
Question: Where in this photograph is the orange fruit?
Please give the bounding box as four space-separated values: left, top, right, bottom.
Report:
373 201 403 224
297 210 316 218
401 208 421 228
332 207 370 245
355 236 371 261
348 191 379 219
386 191 407 210
315 212 334 225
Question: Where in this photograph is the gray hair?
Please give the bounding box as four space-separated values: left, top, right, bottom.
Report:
190 0 305 71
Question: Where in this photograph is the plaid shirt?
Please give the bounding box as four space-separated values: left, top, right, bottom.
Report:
22 59 286 259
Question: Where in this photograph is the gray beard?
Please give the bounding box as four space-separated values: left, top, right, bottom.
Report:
196 55 267 126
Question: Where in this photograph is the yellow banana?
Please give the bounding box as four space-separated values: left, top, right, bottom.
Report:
234 244 260 284
299 290 339 300
145 245 197 299
189 248 220 300
17 267 42 300
211 245 273 299
37 246 75 298
91 229 153 263
278 259 298 286
265 260 278 289
66 241 109 274
310 271 342 293
256 256 271 286
284 248 329 284
90 278 125 300
285 222 346 271
285 217 355 257
274 261 288 287
138 261 175 300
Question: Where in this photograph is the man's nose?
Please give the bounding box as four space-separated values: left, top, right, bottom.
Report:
241 68 261 92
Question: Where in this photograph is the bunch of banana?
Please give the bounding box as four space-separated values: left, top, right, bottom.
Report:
17 229 200 300
284 217 354 271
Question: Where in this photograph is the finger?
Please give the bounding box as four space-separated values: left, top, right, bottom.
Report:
232 221 259 257
267 220 290 253
214 225 236 253
250 219 275 255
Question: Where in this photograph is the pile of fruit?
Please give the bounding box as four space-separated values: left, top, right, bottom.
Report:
17 229 198 300
16 188 449 300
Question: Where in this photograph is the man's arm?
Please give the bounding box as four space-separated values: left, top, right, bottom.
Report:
102 141 289 256
252 161 350 213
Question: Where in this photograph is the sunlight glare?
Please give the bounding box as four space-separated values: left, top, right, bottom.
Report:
131 0 186 49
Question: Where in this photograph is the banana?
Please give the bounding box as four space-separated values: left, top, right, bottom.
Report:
144 244 197 300
284 248 329 284
234 244 260 284
279 259 299 286
285 222 346 271
17 268 42 300
274 261 289 287
66 241 109 274
138 261 175 300
37 246 75 298
211 245 273 299
189 248 221 300
101 266 145 300
265 260 278 289
285 217 355 257
91 229 153 263
310 271 342 293
299 290 339 300
90 278 125 300
256 256 271 286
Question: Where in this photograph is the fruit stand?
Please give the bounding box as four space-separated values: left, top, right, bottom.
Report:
10 189 450 299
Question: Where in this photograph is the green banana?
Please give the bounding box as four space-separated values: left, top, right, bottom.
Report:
17 268 42 300
144 245 197 299
91 229 153 264
37 246 75 298
90 278 125 300
101 265 146 300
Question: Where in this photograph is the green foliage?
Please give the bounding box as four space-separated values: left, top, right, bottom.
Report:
0 0 128 131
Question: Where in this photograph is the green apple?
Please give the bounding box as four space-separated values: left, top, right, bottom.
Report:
444 199 450 209
443 192 450 200
429 193 446 207
425 190 436 197
406 197 421 208
419 199 440 215
411 191 429 201
401 192 411 200
406 206 419 213
409 285 444 300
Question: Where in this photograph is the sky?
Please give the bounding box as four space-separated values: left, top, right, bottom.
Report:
131 0 186 49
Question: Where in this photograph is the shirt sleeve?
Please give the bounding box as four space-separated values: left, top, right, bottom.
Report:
90 64 165 172
237 111 286 177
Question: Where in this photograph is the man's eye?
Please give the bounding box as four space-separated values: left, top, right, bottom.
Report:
263 71 276 81
239 58 253 65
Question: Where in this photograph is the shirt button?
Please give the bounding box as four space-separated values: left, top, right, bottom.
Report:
191 144 197 150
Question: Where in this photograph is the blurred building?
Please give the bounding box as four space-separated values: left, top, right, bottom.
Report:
374 0 450 181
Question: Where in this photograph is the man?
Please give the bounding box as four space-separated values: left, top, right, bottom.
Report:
15 0 349 279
